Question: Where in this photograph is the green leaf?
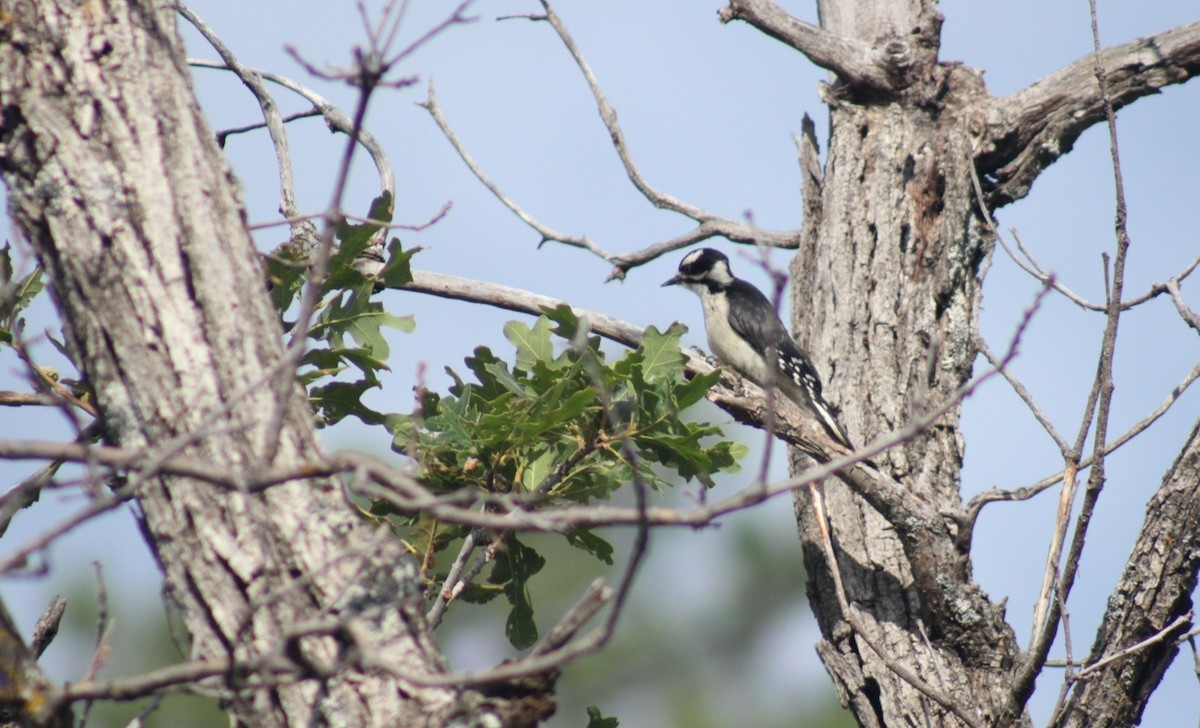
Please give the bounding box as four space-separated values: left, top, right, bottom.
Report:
483 361 534 399
309 379 385 426
0 245 45 346
506 602 538 650
586 706 620 728
520 448 557 492
313 283 413 359
541 304 580 339
263 245 307 314
457 581 505 604
301 346 389 381
407 516 467 560
564 527 615 565
377 237 415 288
637 324 688 383
490 535 544 649
326 192 394 292
530 388 597 434
504 317 556 371
673 370 721 409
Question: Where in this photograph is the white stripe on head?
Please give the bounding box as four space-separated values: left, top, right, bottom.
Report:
679 248 733 285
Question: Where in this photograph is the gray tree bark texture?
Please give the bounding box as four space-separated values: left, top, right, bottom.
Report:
714 0 1200 726
791 26 1021 727
0 2 546 725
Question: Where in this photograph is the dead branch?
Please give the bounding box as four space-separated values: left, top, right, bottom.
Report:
718 0 891 91
982 20 1200 207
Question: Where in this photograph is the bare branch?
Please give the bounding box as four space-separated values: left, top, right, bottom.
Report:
533 1 706 221
0 391 59 407
532 578 612 655
214 108 323 146
52 654 298 705
448 1 803 279
1051 420 1200 726
983 20 1200 207
1010 8 1140 717
718 0 891 91
1075 611 1193 682
1167 275 1200 334
84 563 112 682
425 527 481 629
177 4 311 242
974 334 1070 455
418 82 612 260
30 595 66 659
399 269 646 346
188 59 395 205
967 357 1200 515
972 164 1200 316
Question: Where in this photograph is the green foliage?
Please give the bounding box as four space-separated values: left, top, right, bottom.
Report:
267 194 746 651
491 534 545 649
267 193 415 427
385 306 746 648
586 705 620 728
0 243 45 346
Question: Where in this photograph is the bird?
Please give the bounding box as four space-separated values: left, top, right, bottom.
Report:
662 247 853 449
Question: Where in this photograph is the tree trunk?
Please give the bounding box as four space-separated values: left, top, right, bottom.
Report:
0 2 513 724
722 0 1200 724
786 1 1020 725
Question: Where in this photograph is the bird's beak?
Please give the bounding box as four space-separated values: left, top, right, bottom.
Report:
662 275 681 287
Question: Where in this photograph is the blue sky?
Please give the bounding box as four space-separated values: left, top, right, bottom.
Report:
2 1 1198 725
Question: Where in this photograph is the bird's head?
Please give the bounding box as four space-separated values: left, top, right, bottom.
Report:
662 248 734 293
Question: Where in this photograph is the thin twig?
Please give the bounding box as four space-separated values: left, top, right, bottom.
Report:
52 654 298 705
1075 612 1193 681
531 578 613 655
1011 1 1136 712
425 528 480 629
0 391 60 407
967 358 1200 514
85 563 112 682
1049 584 1075 720
473 2 802 279
187 59 395 210
177 4 310 243
974 333 1070 454
418 82 610 259
30 595 66 659
215 108 323 146
1167 276 1200 334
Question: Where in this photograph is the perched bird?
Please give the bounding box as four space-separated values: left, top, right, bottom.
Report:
663 247 852 449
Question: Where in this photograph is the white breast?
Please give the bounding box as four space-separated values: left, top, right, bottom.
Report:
699 289 772 386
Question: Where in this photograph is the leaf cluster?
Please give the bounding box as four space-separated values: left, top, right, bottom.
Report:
383 305 745 647
264 193 415 427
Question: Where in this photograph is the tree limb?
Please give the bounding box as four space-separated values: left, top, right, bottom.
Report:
718 0 891 91
981 20 1200 207
1053 422 1200 727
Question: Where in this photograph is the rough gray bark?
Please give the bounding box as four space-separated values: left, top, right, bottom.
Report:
723 0 1200 726
792 29 1020 728
1056 422 1200 727
0 1 539 725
